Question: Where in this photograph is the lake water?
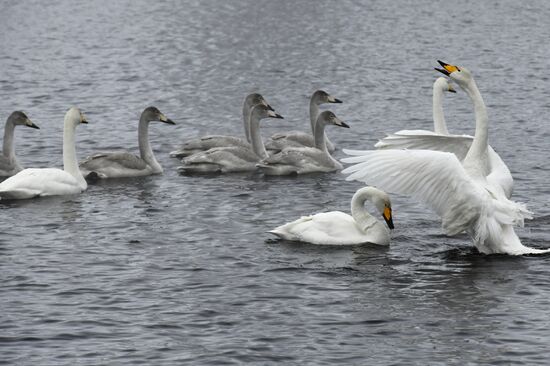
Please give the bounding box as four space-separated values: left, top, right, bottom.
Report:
1 0 550 364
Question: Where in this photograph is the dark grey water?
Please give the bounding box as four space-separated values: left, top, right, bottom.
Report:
2 0 550 364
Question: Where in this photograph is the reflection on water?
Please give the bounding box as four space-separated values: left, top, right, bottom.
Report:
2 0 550 364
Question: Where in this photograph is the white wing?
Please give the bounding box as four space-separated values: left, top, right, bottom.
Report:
342 149 487 235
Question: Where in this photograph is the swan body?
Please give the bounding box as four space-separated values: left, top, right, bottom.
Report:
269 187 394 245
0 107 88 200
0 111 40 177
376 76 513 198
170 94 272 158
178 104 283 173
259 111 349 175
265 90 342 153
342 61 548 255
79 107 174 179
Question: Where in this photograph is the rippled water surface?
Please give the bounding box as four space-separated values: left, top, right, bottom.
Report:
2 0 550 365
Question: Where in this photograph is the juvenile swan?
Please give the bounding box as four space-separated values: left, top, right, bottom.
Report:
0 107 88 200
258 111 349 175
178 104 283 173
265 90 342 153
79 107 174 179
0 111 40 177
170 94 273 158
343 61 548 255
375 73 513 199
269 187 394 245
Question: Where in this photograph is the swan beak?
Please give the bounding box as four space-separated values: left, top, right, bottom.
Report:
26 120 40 129
328 96 343 104
335 118 350 128
383 206 394 230
435 60 460 76
159 113 176 125
81 113 88 124
448 84 457 93
268 110 284 119
266 104 275 111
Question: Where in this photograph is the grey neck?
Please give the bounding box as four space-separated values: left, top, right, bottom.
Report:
3 118 16 159
242 101 251 143
309 99 319 134
313 118 328 153
138 115 162 173
433 84 449 135
248 110 268 159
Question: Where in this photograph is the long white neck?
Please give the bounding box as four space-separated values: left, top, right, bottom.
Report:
433 84 449 135
138 115 162 173
63 121 87 190
3 118 17 162
242 101 251 143
249 111 268 159
350 188 381 233
462 79 489 167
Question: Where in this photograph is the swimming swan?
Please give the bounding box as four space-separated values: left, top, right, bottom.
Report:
169 94 272 158
342 61 549 255
265 90 342 153
79 107 174 179
268 187 394 245
375 71 513 199
258 111 349 175
0 107 88 200
178 104 283 173
0 111 40 177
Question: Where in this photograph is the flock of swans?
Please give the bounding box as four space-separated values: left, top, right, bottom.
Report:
0 60 548 256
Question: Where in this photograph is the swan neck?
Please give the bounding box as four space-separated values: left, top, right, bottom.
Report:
3 118 16 158
433 85 449 135
350 190 379 232
138 116 162 173
313 119 328 153
63 121 86 189
464 80 489 161
309 100 319 134
249 112 267 158
243 101 251 143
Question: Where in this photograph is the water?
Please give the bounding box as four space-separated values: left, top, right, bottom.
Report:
1 0 550 364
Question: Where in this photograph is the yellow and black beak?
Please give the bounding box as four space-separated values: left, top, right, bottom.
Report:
159 113 176 125
435 60 460 76
382 206 394 230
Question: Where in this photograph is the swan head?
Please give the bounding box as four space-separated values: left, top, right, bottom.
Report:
312 90 343 105
245 93 274 111
65 107 88 127
142 106 175 125
367 187 394 230
8 111 40 129
249 104 284 120
434 77 456 94
435 60 473 87
317 111 349 128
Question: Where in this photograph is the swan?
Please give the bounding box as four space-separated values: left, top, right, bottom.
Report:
375 70 513 198
268 186 394 245
258 111 349 175
169 93 273 158
79 106 175 179
342 61 549 256
0 111 40 177
177 104 283 173
0 107 88 200
264 90 342 153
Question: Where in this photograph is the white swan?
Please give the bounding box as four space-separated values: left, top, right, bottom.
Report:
177 104 283 173
258 111 349 175
269 187 394 245
0 107 88 200
79 106 174 179
169 93 272 158
264 90 342 153
342 61 549 256
0 111 40 177
376 70 513 198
